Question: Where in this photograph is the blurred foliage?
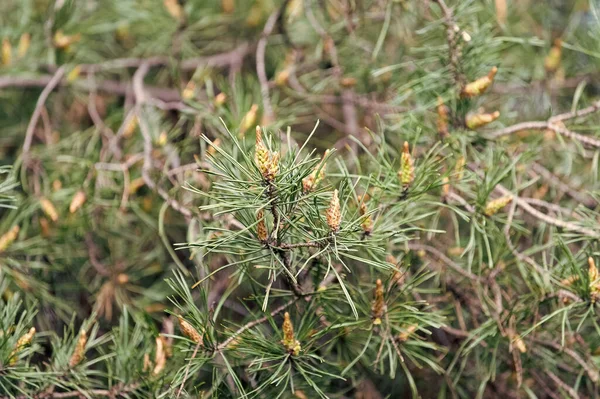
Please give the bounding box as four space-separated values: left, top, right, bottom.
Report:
1 0 600 398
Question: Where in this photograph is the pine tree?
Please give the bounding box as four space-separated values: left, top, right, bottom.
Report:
1 0 600 397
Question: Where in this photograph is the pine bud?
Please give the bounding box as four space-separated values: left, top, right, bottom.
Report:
123 115 138 139
214 92 227 107
436 97 449 138
2 38 11 66
326 189 341 232
9 327 35 365
40 197 59 222
163 0 184 21
588 257 600 303
53 31 81 50
359 202 372 235
559 275 579 286
207 138 221 157
398 142 415 189
275 68 291 86
116 273 129 285
371 279 385 325
178 316 203 344
69 329 87 367
0 225 19 253
442 176 450 197
17 33 30 58
66 65 81 83
465 111 500 129
129 177 145 194
302 150 330 193
544 39 562 72
69 191 86 213
484 195 513 216
265 152 280 181
455 156 465 181
256 209 268 242
152 336 167 375
255 126 268 166
398 324 418 342
157 131 168 147
182 81 196 100
281 312 301 356
461 66 498 98
240 104 259 136
508 329 527 353
222 0 235 13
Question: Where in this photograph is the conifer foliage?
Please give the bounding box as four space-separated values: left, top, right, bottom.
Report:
1 0 600 397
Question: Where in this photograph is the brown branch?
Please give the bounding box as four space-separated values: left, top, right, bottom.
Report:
22 66 66 155
132 63 193 220
432 0 465 89
529 162 597 208
257 11 281 124
406 242 483 281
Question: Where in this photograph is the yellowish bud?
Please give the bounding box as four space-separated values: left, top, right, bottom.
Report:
116 273 129 285
69 329 87 367
275 69 291 86
560 275 579 286
157 131 168 147
123 115 138 139
281 312 301 356
544 39 562 72
40 197 59 222
182 81 196 100
398 141 415 189
214 92 227 107
256 209 268 242
129 177 146 195
437 97 449 138
240 104 259 136
164 0 184 21
9 327 35 365
484 195 513 216
254 126 279 181
442 176 450 197
222 0 235 13
52 179 62 192
359 202 372 235
455 156 465 181
371 279 385 325
0 225 19 253
2 38 11 66
461 66 498 98
398 324 418 342
302 150 329 193
17 33 30 58
66 65 81 83
178 316 203 344
207 138 221 157
152 336 167 375
326 189 341 232
69 191 86 213
466 111 500 129
53 30 81 50
508 330 527 353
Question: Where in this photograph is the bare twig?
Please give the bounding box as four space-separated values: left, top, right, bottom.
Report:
432 0 465 89
22 66 66 155
216 299 297 352
257 11 281 124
